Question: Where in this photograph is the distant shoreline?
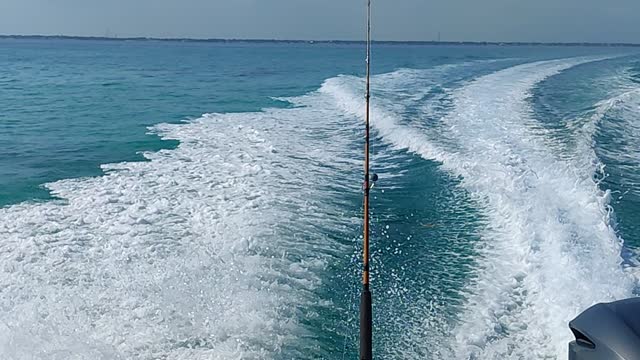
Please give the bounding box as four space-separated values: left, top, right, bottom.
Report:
1 34 640 47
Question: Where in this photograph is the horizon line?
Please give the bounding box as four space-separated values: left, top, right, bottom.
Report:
1 34 640 47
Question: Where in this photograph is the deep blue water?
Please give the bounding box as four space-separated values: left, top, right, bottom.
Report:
0 39 639 359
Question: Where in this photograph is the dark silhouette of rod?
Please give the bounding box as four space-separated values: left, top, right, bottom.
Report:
360 0 373 359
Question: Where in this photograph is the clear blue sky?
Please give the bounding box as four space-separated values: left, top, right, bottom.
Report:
1 0 639 43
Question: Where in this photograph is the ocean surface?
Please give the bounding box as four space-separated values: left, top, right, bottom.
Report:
1 39 639 359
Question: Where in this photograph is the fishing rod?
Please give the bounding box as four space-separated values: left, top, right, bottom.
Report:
360 0 373 359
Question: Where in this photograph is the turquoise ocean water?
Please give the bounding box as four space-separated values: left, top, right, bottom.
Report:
0 39 639 359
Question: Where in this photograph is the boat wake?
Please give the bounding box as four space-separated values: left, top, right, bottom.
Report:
324 57 638 359
593 87 640 200
0 57 637 360
0 99 361 359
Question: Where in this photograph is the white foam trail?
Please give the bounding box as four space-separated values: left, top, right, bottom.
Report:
0 98 361 358
590 87 640 197
324 57 637 359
